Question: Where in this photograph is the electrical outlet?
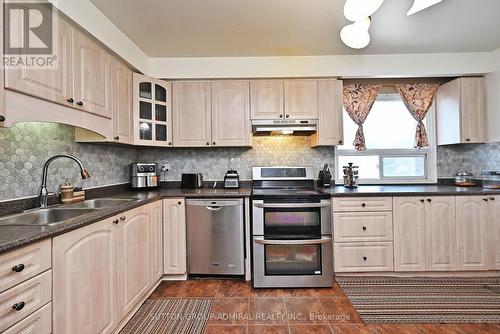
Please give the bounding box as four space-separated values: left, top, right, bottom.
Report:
160 163 170 172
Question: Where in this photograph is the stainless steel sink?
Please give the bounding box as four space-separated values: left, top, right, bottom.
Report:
0 208 100 227
62 198 137 209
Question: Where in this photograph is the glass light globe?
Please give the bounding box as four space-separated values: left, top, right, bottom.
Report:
407 0 443 16
344 0 384 22
340 19 371 49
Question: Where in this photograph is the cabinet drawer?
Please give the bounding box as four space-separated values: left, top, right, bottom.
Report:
3 303 51 334
334 212 393 242
0 270 52 332
332 197 392 212
0 240 51 293
334 242 394 272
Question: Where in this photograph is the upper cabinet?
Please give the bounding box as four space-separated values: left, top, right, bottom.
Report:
250 80 284 120
436 77 486 145
72 31 111 118
111 57 133 144
133 74 172 146
284 79 318 119
172 80 251 147
311 79 344 147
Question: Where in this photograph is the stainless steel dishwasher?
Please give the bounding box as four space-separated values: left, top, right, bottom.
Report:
186 198 244 275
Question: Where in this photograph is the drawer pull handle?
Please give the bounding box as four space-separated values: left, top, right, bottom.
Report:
420 199 425 203
113 219 119 224
427 198 432 202
76 101 84 106
120 216 126 221
362 226 367 231
483 198 489 202
12 264 25 272
12 302 25 311
362 256 367 261
490 197 496 201
361 203 366 207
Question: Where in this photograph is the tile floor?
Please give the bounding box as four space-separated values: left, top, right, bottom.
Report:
148 279 500 334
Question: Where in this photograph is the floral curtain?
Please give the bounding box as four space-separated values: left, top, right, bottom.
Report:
395 83 439 148
342 84 382 151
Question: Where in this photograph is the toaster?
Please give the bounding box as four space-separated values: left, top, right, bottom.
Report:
131 163 158 189
181 173 203 188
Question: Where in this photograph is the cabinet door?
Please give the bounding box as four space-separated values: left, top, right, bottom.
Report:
133 74 172 146
211 80 251 146
490 196 500 269
111 58 133 144
250 80 284 119
456 196 490 270
311 79 343 146
393 197 426 271
172 81 211 147
425 197 457 271
284 79 318 119
163 198 187 274
73 30 111 118
5 17 72 107
117 206 151 319
53 218 117 334
460 77 486 143
150 200 163 283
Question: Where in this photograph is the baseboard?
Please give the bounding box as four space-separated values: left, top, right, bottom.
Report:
162 273 188 281
335 271 500 277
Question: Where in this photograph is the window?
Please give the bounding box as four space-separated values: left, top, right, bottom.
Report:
335 93 437 184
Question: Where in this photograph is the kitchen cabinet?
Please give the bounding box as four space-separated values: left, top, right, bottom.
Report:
0 0 4 124
436 77 486 145
53 217 117 334
311 79 344 147
134 73 172 146
490 196 500 269
284 79 318 119
250 80 284 119
150 200 163 283
456 196 490 270
117 205 151 319
3 303 52 334
211 80 251 146
72 29 112 118
111 57 133 144
172 81 211 147
5 17 73 108
393 197 426 271
334 242 394 272
425 197 456 271
163 198 187 275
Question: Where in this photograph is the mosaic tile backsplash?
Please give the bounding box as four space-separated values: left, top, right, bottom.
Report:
0 122 498 201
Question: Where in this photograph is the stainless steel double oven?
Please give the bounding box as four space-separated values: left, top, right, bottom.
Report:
252 167 333 288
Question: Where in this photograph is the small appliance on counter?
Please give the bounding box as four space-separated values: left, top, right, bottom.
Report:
224 170 240 188
317 164 332 188
343 162 359 188
131 163 158 189
181 173 203 188
481 170 500 189
454 171 477 187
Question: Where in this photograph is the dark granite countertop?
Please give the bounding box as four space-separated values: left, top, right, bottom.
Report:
0 186 252 254
323 185 500 197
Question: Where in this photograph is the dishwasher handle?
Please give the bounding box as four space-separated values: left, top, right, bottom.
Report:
205 206 222 211
254 236 332 245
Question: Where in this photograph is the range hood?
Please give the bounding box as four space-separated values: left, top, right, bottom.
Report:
251 119 317 136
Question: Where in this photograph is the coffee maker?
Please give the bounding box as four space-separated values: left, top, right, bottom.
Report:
131 163 158 188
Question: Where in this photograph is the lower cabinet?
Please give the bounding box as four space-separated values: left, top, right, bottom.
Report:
334 242 394 272
52 201 162 334
150 200 164 283
163 198 187 275
490 195 500 269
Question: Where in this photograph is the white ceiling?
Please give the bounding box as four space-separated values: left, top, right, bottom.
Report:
90 0 500 57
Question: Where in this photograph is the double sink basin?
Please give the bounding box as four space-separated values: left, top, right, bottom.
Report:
0 198 139 227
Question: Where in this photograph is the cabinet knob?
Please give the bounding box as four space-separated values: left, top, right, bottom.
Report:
362 256 367 261
113 219 119 224
213 142 216 145
420 199 425 203
361 203 366 207
338 140 343 145
12 264 25 272
285 114 290 118
76 101 83 106
168 142 172 146
0 115 5 122
114 136 120 140
178 201 182 205
465 138 471 142
490 197 496 201
362 226 367 231
279 114 283 118
12 302 25 311
483 198 489 202
427 198 432 202
67 97 74 103
206 142 210 146
120 216 126 221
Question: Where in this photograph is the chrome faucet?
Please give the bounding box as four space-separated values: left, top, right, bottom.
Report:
39 154 90 207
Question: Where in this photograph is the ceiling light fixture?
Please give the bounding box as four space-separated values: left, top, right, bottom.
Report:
340 17 371 49
343 0 384 22
407 0 443 16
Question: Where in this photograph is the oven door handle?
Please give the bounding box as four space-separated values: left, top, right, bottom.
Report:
253 202 330 209
254 236 332 245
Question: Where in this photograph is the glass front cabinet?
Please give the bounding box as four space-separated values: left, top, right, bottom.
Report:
133 73 172 146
